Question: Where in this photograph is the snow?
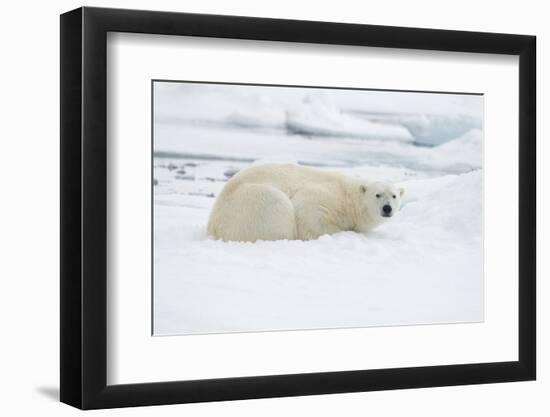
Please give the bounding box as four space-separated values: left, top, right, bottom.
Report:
153 81 484 336
399 114 482 146
154 168 482 335
285 94 414 142
154 82 483 146
154 123 482 174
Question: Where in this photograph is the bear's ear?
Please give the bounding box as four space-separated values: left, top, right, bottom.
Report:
360 184 367 193
399 187 405 197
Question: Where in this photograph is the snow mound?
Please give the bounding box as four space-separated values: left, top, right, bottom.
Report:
155 83 287 128
154 83 482 148
399 114 482 146
286 95 414 142
432 128 482 168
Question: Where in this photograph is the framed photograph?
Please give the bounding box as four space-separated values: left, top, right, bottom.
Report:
60 6 536 409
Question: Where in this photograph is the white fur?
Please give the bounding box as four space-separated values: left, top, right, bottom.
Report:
207 163 404 242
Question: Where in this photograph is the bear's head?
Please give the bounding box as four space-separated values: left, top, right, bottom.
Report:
359 182 404 221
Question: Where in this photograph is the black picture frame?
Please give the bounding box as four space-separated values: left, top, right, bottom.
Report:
60 6 536 410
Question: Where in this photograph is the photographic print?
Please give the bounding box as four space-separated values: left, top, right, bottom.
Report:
152 81 483 336
61 9 536 407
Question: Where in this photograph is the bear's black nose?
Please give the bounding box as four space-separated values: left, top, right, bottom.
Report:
383 204 392 214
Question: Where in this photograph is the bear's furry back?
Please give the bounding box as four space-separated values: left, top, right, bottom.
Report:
207 163 374 242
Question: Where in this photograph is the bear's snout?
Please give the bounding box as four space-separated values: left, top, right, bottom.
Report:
382 204 393 217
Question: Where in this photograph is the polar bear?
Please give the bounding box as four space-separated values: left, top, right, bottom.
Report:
207 163 404 242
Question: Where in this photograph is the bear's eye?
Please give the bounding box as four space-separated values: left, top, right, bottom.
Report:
392 195 396 199
375 194 381 198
